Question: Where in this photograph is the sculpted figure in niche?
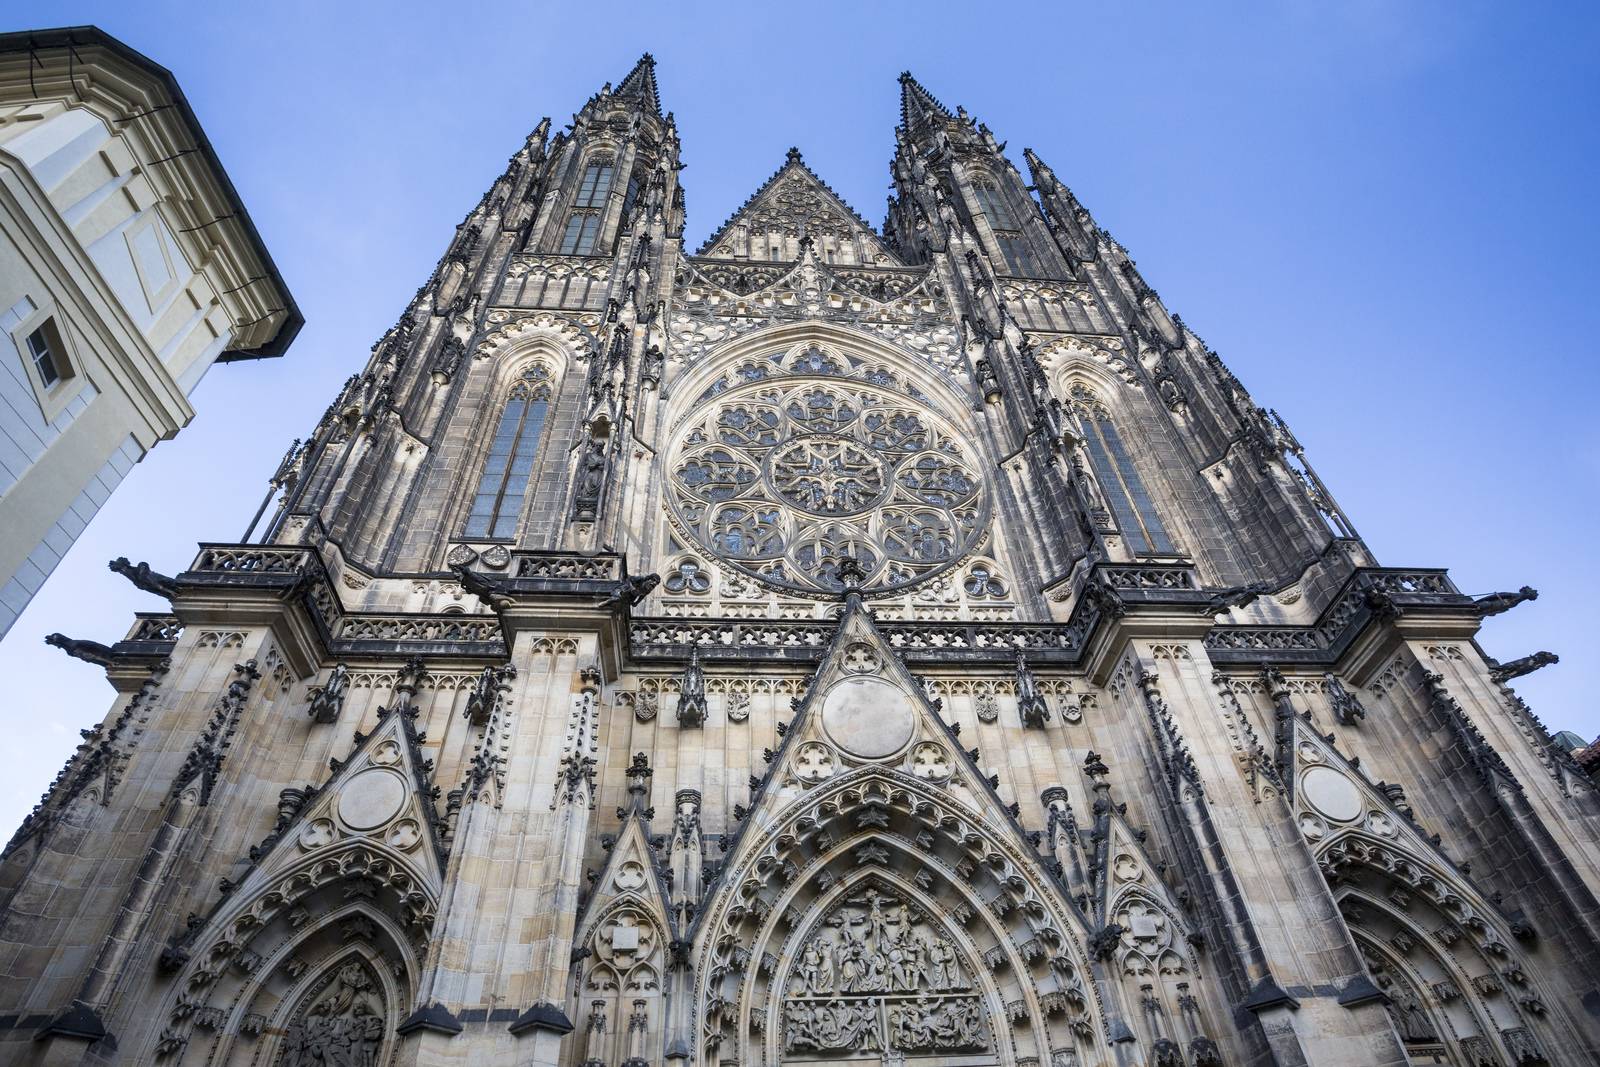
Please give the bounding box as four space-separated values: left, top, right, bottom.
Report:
279 959 385 1067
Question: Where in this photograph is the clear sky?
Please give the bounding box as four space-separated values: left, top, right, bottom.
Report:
2 1 1596 833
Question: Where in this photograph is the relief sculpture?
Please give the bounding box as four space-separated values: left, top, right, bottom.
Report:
781 885 988 1058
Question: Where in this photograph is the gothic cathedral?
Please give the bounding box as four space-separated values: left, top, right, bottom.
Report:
4 57 1596 1067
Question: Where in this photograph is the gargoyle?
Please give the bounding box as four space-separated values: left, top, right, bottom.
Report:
1202 581 1271 615
1472 586 1537 618
1488 651 1559 684
45 632 118 668
108 557 179 599
451 563 514 612
598 572 660 612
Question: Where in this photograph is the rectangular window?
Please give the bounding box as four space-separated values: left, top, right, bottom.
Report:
996 233 1034 276
26 325 62 388
575 163 614 208
560 212 601 254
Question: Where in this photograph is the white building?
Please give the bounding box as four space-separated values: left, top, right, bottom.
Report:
0 26 299 636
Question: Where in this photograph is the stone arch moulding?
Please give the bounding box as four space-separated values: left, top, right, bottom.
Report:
474 310 596 368
1033 335 1142 391
1321 830 1569 1066
691 766 1110 1067
147 897 417 1065
663 319 976 429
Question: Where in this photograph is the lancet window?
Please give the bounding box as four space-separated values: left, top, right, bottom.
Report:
464 364 554 539
559 157 614 254
1067 385 1176 556
973 177 1037 275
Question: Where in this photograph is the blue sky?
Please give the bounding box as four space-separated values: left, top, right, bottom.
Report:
2 1 1597 831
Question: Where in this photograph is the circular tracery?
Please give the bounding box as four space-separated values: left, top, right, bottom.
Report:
668 373 987 595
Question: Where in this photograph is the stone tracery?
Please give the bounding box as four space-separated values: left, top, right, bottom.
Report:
667 345 987 596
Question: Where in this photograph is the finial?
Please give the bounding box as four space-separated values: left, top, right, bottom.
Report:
786 146 803 165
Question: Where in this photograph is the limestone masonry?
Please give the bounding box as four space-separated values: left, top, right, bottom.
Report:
2 54 1593 1067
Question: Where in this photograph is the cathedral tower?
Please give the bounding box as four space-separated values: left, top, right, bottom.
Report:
3 59 1595 1067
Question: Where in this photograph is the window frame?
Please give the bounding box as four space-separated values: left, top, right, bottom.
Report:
462 365 556 541
9 306 80 422
1068 386 1178 558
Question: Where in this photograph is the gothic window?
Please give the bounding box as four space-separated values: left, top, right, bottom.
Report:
464 364 554 539
973 177 1036 275
1068 385 1176 556
560 157 614 254
560 211 602 255
575 159 615 208
667 361 987 596
972 178 1017 229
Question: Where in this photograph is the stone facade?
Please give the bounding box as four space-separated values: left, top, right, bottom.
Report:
0 27 301 638
2 56 1595 1067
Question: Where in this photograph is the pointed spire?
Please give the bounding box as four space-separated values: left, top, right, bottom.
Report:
614 52 662 116
898 70 952 130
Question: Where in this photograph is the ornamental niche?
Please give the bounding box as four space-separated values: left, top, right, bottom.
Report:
781 882 989 1060
666 347 987 596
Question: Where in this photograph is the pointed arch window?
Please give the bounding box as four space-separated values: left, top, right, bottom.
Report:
560 157 614 254
973 177 1036 275
1068 385 1176 556
972 178 1018 229
464 365 554 539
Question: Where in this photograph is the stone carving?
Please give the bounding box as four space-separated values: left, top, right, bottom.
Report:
782 884 986 1055
308 663 350 724
572 437 609 522
666 376 986 596
974 690 999 723
109 556 179 599
280 958 385 1067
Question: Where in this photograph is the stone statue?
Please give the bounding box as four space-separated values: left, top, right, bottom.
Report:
108 557 179 599
308 663 350 724
572 439 609 521
45 632 117 668
1472 585 1537 618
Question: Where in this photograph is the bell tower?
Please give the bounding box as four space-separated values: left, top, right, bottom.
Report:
4 59 1596 1067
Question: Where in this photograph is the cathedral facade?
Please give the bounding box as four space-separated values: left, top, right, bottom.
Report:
2 56 1596 1067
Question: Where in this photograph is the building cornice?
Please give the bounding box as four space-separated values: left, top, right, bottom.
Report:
0 25 301 360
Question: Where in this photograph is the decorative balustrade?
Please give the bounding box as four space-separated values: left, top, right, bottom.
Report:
124 614 184 643
512 551 623 582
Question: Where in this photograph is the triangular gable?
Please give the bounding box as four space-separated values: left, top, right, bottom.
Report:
577 808 676 948
699 590 1044 939
1284 711 1471 889
169 704 447 971
696 149 900 264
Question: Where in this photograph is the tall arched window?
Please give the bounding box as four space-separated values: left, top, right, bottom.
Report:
972 178 1017 229
1068 385 1176 556
464 364 554 539
973 177 1037 275
560 157 614 254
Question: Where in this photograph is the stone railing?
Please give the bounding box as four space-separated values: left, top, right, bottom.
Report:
186 544 311 576
1206 568 1465 664
512 550 624 582
629 617 1091 664
124 614 184 642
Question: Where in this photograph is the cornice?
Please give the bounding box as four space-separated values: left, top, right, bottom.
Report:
0 26 301 360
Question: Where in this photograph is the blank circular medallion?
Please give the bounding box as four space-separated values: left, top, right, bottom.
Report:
1301 765 1363 823
820 676 915 759
338 768 407 831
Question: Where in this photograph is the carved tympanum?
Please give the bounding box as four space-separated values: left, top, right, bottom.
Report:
781 883 988 1058
279 957 385 1067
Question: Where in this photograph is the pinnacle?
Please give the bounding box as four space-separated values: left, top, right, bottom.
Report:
897 70 952 129
614 52 662 116
786 146 804 165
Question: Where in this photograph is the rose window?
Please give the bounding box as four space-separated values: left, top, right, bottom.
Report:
667 378 987 595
